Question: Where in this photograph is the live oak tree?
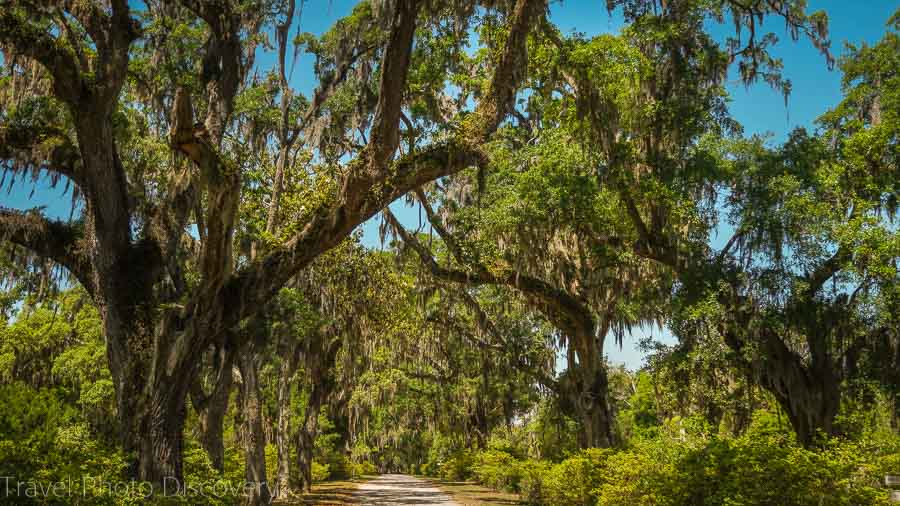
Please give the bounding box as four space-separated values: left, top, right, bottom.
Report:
0 0 549 487
546 0 856 448
688 20 900 440
576 1 897 445
383 0 840 449
384 184 665 449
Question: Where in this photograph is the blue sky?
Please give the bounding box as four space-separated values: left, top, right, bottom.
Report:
2 0 896 368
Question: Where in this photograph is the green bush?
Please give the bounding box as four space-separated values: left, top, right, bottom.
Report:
542 448 613 506
348 460 377 477
595 426 896 506
701 435 892 505
180 446 243 505
0 383 148 505
466 415 899 506
472 450 522 492
518 459 552 505
438 450 475 481
310 461 331 482
594 437 692 506
421 434 468 478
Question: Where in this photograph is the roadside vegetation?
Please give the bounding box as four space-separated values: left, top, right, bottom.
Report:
1 0 897 505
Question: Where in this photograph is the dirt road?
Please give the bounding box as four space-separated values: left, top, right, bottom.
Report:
350 474 460 505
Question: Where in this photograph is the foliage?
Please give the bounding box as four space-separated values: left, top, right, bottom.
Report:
594 424 897 506
438 450 475 481
471 449 522 491
0 383 144 505
0 0 897 504
457 412 899 506
310 461 331 483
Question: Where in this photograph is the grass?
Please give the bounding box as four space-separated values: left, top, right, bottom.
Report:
428 478 523 505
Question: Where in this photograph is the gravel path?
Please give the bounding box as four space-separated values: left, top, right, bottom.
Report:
351 474 460 505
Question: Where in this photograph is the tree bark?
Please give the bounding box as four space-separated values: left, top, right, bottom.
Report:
296 405 320 493
190 345 234 473
273 346 301 498
237 342 271 506
579 363 615 449
138 386 189 494
107 328 192 492
100 306 197 491
759 338 841 447
721 315 842 447
297 334 342 492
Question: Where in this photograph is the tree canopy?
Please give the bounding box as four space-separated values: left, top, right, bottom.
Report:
0 0 897 505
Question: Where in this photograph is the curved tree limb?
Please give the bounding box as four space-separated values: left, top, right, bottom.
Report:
0 5 83 105
181 0 547 361
383 207 596 347
0 207 94 295
0 121 85 189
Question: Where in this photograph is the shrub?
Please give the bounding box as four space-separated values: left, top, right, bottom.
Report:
439 450 475 481
595 438 692 506
518 459 552 505
181 446 244 505
348 460 377 477
542 448 613 506
321 452 352 480
0 384 152 505
311 461 331 482
595 427 897 506
472 450 522 492
468 414 899 506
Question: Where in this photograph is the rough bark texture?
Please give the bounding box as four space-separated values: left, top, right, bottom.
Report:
297 333 342 493
138 380 190 490
575 365 615 447
720 301 843 447
296 412 318 494
190 345 234 473
273 345 301 498
237 341 271 506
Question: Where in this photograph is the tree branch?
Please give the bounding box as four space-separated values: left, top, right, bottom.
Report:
0 207 94 295
218 139 487 331
204 0 547 349
0 5 83 105
799 245 852 300
478 0 547 136
0 121 85 189
365 0 421 171
384 207 596 347
413 189 470 266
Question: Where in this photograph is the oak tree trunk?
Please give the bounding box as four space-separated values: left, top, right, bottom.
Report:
296 412 319 494
297 334 342 492
297 375 328 493
191 345 234 473
238 347 272 506
105 310 193 491
196 379 232 473
579 364 616 449
273 348 301 498
138 387 189 493
765 362 841 447
723 323 842 447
